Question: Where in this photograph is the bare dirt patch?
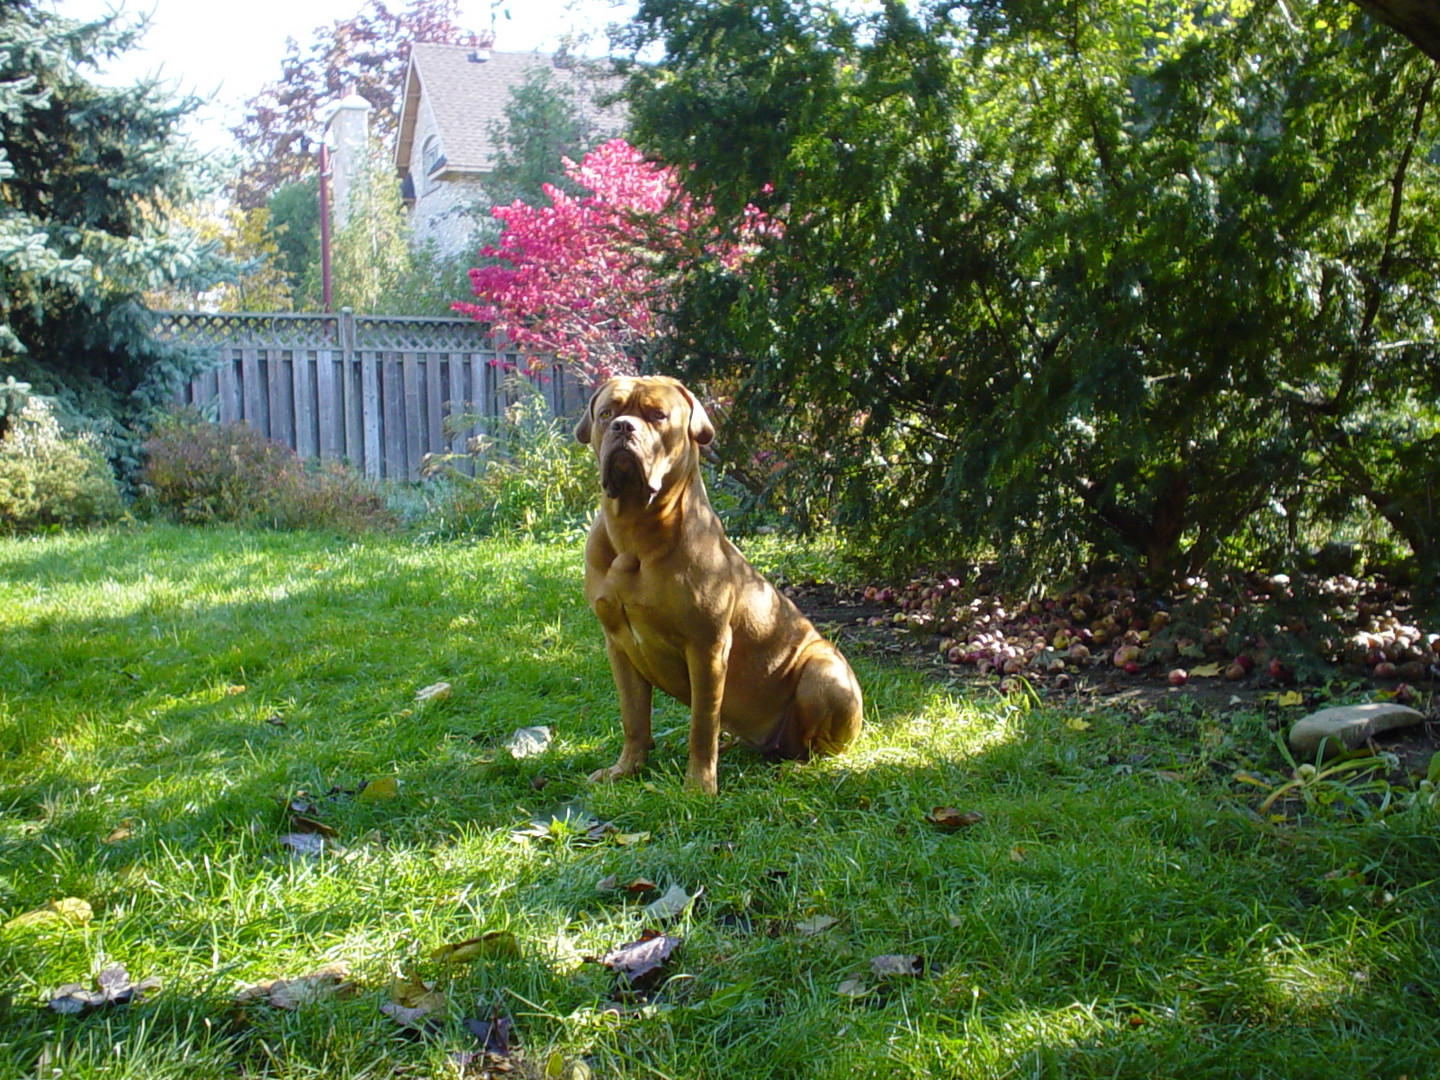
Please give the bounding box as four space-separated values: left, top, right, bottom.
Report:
787 582 1440 779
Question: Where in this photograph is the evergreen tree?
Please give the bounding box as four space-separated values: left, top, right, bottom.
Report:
484 65 595 210
620 0 1440 585
0 0 227 455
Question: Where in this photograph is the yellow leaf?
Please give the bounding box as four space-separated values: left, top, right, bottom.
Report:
1190 663 1222 678
1065 718 1091 732
429 930 519 964
1009 845 1027 862
614 831 651 846
1277 691 1305 707
3 898 92 930
358 777 399 801
544 1051 566 1079
226 684 246 695
102 821 133 844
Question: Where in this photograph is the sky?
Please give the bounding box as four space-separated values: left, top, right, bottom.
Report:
49 0 638 151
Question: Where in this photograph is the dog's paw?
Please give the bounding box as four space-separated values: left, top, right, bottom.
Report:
588 763 633 784
683 768 718 796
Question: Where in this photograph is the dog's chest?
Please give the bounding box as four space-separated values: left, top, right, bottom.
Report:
591 561 692 668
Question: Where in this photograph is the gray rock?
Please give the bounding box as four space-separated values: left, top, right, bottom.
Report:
1288 703 1425 761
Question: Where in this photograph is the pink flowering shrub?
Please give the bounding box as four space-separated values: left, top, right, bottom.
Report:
455 139 771 380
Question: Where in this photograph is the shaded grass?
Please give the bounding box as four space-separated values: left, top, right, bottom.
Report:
0 525 1437 1079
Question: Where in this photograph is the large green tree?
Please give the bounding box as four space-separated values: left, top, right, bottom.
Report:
0 0 226 449
619 0 1440 585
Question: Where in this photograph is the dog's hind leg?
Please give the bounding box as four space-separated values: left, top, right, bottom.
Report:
783 647 864 760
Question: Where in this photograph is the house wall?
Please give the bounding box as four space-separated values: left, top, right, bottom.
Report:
405 93 490 260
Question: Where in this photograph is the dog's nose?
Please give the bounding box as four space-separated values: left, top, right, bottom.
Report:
610 416 639 435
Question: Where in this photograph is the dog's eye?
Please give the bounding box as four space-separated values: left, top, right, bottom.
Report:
646 410 668 424
597 408 614 421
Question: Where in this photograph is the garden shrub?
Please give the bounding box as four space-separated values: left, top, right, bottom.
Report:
0 397 123 533
415 380 594 542
140 408 394 532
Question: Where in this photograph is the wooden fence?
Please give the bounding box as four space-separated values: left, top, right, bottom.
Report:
154 310 588 481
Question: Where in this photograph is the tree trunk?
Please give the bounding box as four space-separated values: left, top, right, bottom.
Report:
1351 0 1440 63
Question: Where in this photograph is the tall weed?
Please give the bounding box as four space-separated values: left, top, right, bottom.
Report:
415 380 593 542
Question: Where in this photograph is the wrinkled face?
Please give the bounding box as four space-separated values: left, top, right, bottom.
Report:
575 377 714 503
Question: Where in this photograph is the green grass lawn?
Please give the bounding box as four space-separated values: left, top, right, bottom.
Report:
1 525 1437 1079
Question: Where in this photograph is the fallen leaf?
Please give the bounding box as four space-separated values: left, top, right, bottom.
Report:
4 898 93 930
225 684 246 695
102 821 134 844
415 681 452 703
235 964 354 1010
836 976 870 998
380 972 446 1029
1277 690 1305 707
278 832 326 858
594 930 679 995
621 877 658 896
1064 717 1092 731
430 930 520 963
595 874 618 893
1008 845 1027 862
461 1000 514 1065
289 814 338 838
795 914 839 936
869 953 926 978
641 883 700 921
613 831 651 846
1190 663 1222 678
924 807 984 831
508 725 552 759
357 777 399 801
48 965 160 1014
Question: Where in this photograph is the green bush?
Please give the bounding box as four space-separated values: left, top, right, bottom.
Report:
0 397 122 533
140 408 395 532
415 380 594 542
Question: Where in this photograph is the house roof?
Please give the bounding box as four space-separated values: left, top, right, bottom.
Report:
394 44 626 179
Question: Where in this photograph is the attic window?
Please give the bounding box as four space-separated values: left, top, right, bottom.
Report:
421 135 445 177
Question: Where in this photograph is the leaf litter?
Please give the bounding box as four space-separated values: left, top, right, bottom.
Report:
48 965 160 1014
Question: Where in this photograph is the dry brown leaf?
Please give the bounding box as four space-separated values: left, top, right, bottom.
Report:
380 972 446 1029
48 965 159 1014
235 964 354 1010
594 930 679 995
924 807 984 831
869 953 925 978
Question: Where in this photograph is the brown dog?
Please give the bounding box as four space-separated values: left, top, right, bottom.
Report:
575 375 863 794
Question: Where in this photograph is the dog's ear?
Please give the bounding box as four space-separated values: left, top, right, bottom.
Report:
684 388 715 447
575 381 611 444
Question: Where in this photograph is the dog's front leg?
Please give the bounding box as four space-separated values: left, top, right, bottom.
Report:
684 633 731 795
590 640 654 783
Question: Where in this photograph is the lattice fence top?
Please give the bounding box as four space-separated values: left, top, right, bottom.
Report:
152 310 500 353
153 312 338 349
352 314 498 352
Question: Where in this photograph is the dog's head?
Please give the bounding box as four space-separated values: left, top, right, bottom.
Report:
575 376 715 504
